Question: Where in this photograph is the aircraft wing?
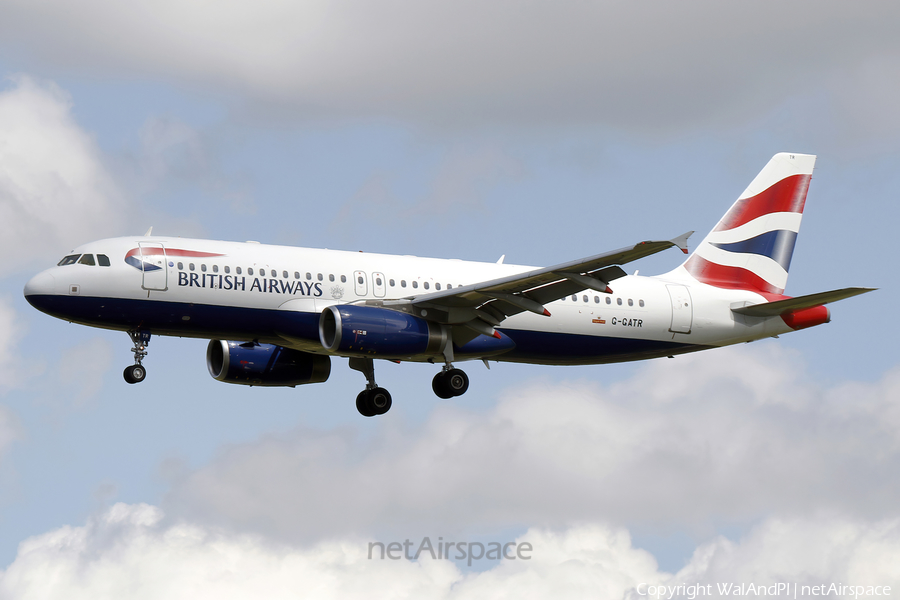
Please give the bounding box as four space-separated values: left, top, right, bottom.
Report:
375 231 693 339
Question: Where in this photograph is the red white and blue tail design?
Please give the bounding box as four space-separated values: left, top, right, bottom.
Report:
679 153 815 295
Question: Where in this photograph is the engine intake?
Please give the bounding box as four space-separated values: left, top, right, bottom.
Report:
319 305 445 358
207 340 331 387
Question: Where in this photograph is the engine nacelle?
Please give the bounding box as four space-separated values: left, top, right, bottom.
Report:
207 340 331 387
319 305 445 358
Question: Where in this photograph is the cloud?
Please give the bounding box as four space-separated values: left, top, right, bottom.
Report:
0 75 124 272
1 504 897 599
160 344 900 544
3 1 900 133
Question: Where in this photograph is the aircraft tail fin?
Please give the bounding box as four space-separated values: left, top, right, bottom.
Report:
675 153 816 295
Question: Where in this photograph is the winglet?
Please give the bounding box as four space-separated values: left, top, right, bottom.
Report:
671 231 693 255
144 226 154 237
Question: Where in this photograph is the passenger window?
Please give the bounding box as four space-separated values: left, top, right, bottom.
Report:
412 281 418 289
213 265 219 273
594 296 599 303
376 277 383 286
341 275 347 283
294 272 300 279
283 271 288 278
201 264 207 272
628 299 633 306
617 298 623 306
259 269 265 276
447 284 452 289
329 274 334 282
401 280 407 288
389 279 395 287
583 295 588 303
97 254 111 267
306 273 312 280
249 268 254 275
58 255 81 266
177 262 184 270
436 283 441 290
189 263 195 271
357 276 364 284
236 267 242 275
606 297 611 305
571 294 577 301
639 299 645 307
224 266 230 274
423 282 429 290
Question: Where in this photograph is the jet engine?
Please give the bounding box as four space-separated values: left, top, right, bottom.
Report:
207 340 331 387
319 305 445 358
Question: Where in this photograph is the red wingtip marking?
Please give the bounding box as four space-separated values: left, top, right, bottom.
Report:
605 286 613 294
543 309 551 317
681 248 689 254
492 331 502 339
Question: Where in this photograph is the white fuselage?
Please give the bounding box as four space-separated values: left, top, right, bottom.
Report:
24 236 795 366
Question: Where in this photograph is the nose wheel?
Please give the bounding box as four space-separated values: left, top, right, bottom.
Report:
123 330 151 384
432 367 469 399
124 364 147 384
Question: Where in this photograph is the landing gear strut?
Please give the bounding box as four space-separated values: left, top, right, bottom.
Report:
432 365 469 399
123 330 150 384
349 357 392 417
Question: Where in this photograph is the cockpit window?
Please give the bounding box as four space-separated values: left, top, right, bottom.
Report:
97 254 111 266
78 254 96 266
58 255 81 266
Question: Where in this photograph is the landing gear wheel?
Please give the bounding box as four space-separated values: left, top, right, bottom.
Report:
432 372 454 399
356 391 376 417
445 368 469 396
124 364 146 384
432 369 469 398
356 388 392 417
370 387 392 415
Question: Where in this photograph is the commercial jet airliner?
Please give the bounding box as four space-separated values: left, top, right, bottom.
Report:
24 153 873 416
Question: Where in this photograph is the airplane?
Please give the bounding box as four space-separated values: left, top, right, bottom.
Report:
24 153 873 417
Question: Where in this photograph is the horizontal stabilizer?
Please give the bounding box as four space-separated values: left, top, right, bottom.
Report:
732 287 876 317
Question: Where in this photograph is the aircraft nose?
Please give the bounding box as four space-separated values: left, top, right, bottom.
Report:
24 270 57 302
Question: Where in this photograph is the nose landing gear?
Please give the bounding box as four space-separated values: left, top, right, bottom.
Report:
123 330 150 384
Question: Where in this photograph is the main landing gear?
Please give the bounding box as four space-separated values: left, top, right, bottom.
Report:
432 365 469 399
123 330 150 384
349 357 392 417
347 357 469 417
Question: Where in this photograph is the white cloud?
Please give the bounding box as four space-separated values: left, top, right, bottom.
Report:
0 75 123 272
2 504 897 599
2 1 900 133
162 344 900 543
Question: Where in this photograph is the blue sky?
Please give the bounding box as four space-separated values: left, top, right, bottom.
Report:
0 2 898 597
